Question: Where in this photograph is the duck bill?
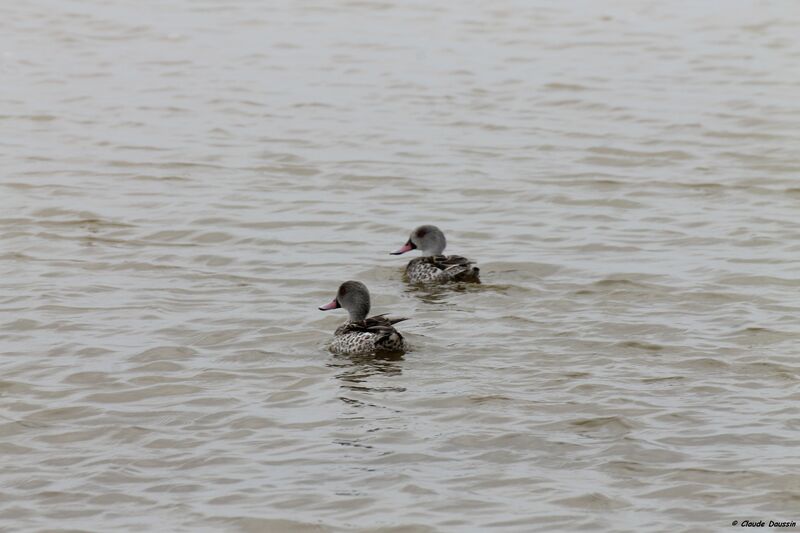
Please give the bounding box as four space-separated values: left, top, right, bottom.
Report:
390 241 416 255
318 298 340 311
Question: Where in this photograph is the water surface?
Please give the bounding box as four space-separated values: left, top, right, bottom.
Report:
2 0 800 531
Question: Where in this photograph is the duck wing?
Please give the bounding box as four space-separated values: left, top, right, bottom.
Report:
430 255 473 270
338 315 408 335
428 255 481 282
365 314 409 328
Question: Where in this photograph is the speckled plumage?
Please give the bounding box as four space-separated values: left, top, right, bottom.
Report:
330 315 407 355
319 281 408 355
405 255 481 284
391 225 481 284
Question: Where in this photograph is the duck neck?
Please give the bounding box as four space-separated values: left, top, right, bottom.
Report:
422 246 444 257
347 304 369 322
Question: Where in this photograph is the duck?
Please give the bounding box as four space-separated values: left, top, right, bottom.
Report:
390 225 480 283
318 280 407 355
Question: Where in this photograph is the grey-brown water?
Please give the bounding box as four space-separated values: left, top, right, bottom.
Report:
2 1 800 531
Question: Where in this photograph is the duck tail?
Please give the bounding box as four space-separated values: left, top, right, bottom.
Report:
375 328 405 352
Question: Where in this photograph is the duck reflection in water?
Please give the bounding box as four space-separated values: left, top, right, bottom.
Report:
329 351 406 395
404 278 490 306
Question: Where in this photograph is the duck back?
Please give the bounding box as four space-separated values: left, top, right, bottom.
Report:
406 255 480 284
331 314 407 354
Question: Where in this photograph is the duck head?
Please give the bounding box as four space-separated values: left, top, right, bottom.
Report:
318 280 371 322
391 224 446 257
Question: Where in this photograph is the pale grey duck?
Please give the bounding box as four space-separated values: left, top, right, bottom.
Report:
390 225 480 283
318 280 407 355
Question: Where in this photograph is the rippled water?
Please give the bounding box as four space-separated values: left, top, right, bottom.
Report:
2 0 800 531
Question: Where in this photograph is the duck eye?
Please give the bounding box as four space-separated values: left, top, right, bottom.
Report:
416 229 427 238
